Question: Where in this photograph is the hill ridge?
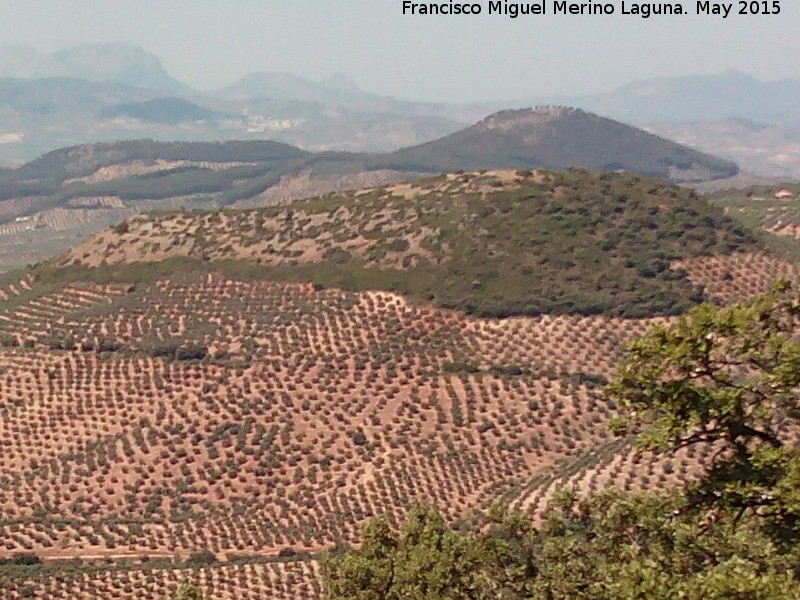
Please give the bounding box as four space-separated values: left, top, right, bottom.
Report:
58 168 759 318
0 106 745 272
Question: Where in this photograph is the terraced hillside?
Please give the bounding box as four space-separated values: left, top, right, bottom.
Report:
0 169 793 599
0 274 726 599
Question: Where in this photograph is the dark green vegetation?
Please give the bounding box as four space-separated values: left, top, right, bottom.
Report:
61 169 760 318
322 284 800 600
101 98 215 125
262 173 754 317
382 108 739 182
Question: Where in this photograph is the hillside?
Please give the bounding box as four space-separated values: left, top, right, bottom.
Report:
0 108 744 273
60 169 760 318
0 272 683 599
705 182 800 248
101 98 216 125
380 107 739 182
1 167 797 598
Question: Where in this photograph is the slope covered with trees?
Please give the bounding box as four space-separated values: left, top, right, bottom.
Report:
60 169 760 318
322 281 800 600
0 168 796 598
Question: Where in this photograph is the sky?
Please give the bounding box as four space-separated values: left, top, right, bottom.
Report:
0 0 798 103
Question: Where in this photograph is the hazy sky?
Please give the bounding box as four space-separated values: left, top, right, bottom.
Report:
0 0 797 102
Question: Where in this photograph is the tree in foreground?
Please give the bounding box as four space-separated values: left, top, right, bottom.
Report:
322 506 516 600
607 278 800 542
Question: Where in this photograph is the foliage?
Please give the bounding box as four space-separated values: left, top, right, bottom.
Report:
172 581 206 600
607 279 800 540
529 490 800 600
322 506 501 600
184 549 218 567
322 495 800 600
9 553 41 566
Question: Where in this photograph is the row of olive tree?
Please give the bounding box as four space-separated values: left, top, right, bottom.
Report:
323 280 800 600
162 280 800 599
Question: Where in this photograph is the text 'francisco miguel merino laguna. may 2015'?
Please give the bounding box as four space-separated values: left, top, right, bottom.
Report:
401 1 781 18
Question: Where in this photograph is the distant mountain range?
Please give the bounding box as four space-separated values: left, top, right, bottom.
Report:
553 70 800 127
0 43 798 178
0 43 189 94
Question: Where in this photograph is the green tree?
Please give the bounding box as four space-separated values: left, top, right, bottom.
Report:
322 496 800 600
322 506 503 600
528 488 799 600
606 278 800 539
172 582 206 600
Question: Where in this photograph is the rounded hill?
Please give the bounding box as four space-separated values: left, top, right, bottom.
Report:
61 168 760 318
378 107 739 183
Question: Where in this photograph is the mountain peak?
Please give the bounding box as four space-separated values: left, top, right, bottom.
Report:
386 106 738 183
479 106 580 130
0 43 189 94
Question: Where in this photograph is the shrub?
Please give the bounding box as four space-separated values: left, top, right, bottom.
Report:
97 337 122 353
443 361 480 374
175 344 208 361
144 337 182 359
11 552 41 566
387 238 410 252
351 429 368 446
184 549 217 566
0 332 18 347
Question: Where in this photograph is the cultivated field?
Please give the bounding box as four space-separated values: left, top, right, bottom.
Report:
0 269 731 598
